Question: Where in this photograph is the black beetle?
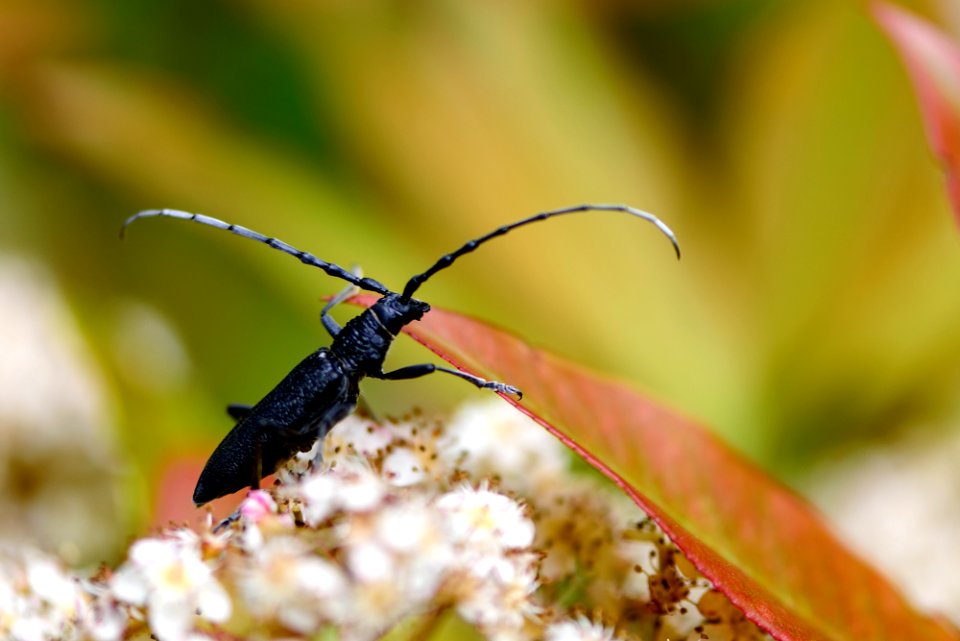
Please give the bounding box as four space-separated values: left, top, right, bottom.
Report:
122 204 679 506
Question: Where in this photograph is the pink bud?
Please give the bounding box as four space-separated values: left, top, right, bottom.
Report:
240 490 276 523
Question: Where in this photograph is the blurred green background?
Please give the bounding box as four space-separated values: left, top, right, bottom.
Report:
1 0 959 579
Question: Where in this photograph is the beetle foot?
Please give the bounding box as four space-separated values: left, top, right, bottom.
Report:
213 510 241 533
483 380 523 400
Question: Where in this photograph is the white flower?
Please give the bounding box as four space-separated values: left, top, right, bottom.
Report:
347 541 396 584
338 467 387 512
544 616 618 641
620 538 657 600
26 557 79 615
11 616 47 641
306 493 455 639
381 446 428 487
294 473 339 525
325 415 394 460
0 575 14 634
236 535 346 633
456 553 540 633
436 483 534 552
290 465 388 527
370 499 452 595
441 400 567 488
78 595 126 641
375 501 439 554
0 547 89 641
111 534 230 641
346 499 450 609
432 485 540 638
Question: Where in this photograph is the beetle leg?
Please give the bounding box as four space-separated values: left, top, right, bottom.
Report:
251 438 263 491
320 267 362 338
226 403 253 421
213 511 241 533
375 364 522 399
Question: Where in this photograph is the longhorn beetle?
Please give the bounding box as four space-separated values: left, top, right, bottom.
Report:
121 204 680 506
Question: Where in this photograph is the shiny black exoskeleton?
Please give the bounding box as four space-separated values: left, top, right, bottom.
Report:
121 204 679 505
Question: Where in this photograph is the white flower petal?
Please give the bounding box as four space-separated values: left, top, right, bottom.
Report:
544 617 617 641
338 471 386 513
86 603 127 641
195 581 231 623
148 593 193 641
128 538 172 568
297 558 347 598
382 447 427 487
441 401 567 486
348 542 394 583
437 485 534 551
27 558 77 610
110 566 148 606
297 475 338 525
278 605 321 634
375 502 434 553
325 415 393 459
11 616 47 641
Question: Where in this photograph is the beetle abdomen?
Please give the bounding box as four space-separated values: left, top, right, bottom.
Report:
192 348 356 505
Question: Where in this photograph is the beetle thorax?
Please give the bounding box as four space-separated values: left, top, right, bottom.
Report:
331 294 430 374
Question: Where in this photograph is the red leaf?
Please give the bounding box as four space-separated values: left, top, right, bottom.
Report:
874 2 960 224
349 295 959 641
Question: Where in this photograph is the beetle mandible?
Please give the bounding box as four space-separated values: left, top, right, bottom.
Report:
121 204 680 506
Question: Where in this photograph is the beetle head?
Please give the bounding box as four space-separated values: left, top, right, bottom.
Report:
373 293 431 335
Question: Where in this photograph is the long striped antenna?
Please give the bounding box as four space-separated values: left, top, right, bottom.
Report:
401 203 680 299
121 209 391 295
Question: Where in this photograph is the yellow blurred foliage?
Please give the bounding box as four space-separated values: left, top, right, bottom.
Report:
1 0 960 570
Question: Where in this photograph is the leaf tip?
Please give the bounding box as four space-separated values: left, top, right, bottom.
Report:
872 2 960 227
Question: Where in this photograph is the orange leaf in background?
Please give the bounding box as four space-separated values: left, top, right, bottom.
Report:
347 295 959 641
873 2 960 223
152 455 250 529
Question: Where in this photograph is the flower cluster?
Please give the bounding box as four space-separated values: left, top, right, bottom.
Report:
0 401 769 641
0 547 87 641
